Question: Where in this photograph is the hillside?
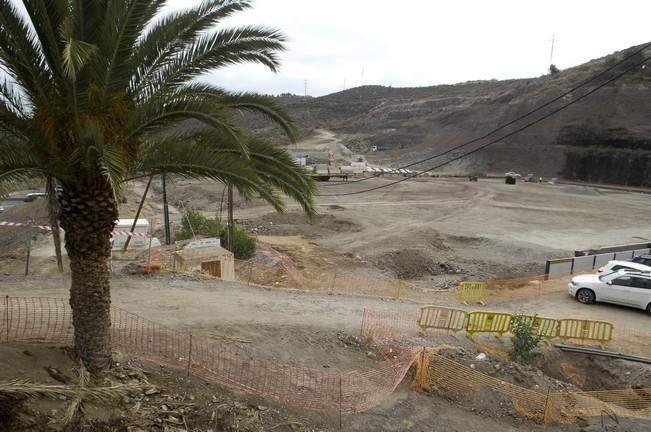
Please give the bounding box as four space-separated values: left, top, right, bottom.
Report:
266 44 651 184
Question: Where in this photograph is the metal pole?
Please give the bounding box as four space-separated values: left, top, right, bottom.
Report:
24 218 33 276
147 221 154 274
543 389 551 424
179 201 196 240
123 175 153 251
187 334 193 376
227 183 234 252
162 174 171 245
4 296 9 342
46 177 64 272
339 375 343 431
247 260 254 286
329 270 337 295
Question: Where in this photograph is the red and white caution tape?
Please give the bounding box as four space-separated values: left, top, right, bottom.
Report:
0 220 52 231
111 229 148 238
0 221 148 237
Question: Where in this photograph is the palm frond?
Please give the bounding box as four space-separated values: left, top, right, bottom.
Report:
0 0 53 103
127 95 245 154
0 380 147 402
131 0 253 92
61 35 98 82
98 0 166 102
137 26 286 96
180 83 298 142
21 0 67 82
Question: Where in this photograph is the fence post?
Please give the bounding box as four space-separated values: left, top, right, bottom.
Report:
24 219 33 276
4 295 9 343
329 271 337 295
339 374 343 431
187 334 193 376
248 260 254 286
543 389 551 424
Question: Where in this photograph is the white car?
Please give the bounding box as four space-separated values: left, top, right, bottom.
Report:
598 260 651 274
568 270 651 314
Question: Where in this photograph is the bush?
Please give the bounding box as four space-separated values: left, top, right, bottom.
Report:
221 226 256 260
175 209 256 259
176 209 223 240
510 314 542 363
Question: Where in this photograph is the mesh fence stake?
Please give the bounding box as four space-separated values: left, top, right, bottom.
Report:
543 389 551 424
339 375 343 430
187 334 193 376
329 271 337 295
4 296 9 342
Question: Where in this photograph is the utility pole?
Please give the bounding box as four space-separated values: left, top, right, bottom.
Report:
304 79 308 97
549 34 556 66
162 174 171 245
227 183 234 252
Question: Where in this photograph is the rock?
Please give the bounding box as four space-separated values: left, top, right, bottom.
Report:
475 353 487 361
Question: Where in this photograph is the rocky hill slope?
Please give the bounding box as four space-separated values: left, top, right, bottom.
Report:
265 44 651 184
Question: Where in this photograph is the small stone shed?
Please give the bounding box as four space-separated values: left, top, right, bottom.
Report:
172 245 235 281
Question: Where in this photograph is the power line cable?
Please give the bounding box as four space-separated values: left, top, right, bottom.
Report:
319 42 651 187
319 54 651 197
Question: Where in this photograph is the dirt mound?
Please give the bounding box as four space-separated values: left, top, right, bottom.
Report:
374 249 460 279
247 212 362 237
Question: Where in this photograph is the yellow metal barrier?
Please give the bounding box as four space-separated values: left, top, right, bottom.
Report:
523 315 560 340
417 306 467 332
458 281 487 305
558 319 614 348
465 311 513 339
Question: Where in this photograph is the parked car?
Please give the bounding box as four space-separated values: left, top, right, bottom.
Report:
568 270 651 314
598 260 651 274
0 206 5 213
23 192 47 202
632 255 651 267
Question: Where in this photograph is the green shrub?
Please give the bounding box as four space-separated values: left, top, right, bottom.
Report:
175 209 256 258
510 314 542 363
221 226 256 259
176 209 223 240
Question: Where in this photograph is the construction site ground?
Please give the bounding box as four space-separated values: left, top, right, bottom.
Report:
2 270 651 431
1 131 651 429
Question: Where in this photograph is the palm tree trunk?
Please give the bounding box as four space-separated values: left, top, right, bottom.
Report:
57 183 118 373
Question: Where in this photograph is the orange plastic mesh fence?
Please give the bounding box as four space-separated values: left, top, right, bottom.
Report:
234 260 572 305
423 351 548 422
0 296 415 414
363 308 651 424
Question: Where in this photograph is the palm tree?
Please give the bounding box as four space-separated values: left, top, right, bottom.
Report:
0 0 315 372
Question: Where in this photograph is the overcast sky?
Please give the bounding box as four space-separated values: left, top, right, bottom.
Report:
165 0 651 96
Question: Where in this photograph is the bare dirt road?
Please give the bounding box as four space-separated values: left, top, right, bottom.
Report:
2 272 650 431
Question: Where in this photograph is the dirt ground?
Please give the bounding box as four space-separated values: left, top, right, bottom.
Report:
2 271 651 430
2 131 651 430
148 152 651 284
